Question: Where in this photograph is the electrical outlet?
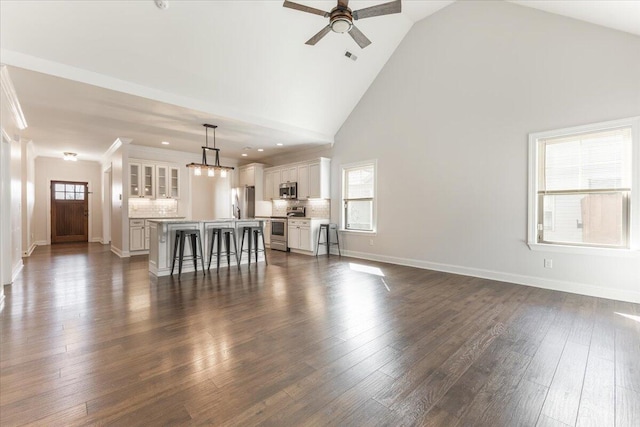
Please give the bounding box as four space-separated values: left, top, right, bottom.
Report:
544 259 553 268
369 239 374 246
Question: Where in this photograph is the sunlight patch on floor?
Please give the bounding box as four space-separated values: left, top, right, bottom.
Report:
615 312 640 323
349 263 385 277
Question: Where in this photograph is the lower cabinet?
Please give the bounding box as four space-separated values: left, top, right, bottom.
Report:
288 219 328 253
130 219 146 251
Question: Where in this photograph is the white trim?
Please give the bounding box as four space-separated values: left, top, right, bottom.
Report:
110 245 129 258
528 116 640 254
23 242 37 257
528 242 640 258
341 159 377 233
100 138 127 168
35 240 48 246
340 249 640 304
0 65 27 130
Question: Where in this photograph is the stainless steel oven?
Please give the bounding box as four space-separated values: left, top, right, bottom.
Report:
270 207 305 252
270 217 288 251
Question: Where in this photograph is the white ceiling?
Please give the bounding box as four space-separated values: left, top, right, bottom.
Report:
1 1 638 163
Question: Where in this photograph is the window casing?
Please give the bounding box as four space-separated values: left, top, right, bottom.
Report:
528 117 640 255
342 160 376 232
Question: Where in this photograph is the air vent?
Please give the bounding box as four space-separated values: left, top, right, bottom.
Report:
344 51 358 61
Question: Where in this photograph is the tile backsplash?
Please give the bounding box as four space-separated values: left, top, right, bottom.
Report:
272 199 330 218
129 198 179 218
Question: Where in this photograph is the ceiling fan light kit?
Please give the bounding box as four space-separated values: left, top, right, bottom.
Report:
186 124 235 178
283 0 402 48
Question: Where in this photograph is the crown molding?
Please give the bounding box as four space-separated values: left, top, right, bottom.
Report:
0 65 27 130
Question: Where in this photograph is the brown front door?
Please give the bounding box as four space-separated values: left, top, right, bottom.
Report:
51 181 89 243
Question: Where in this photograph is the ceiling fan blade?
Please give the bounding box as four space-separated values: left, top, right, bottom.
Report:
349 25 372 49
283 0 329 17
353 0 401 20
305 25 332 46
338 0 349 8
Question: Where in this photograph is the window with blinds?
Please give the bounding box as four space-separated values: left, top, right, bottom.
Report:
529 120 637 250
342 161 376 231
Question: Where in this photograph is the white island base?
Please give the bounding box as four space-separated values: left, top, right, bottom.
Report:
148 219 266 277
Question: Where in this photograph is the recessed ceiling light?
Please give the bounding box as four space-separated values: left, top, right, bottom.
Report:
241 153 248 157
277 143 284 146
258 148 264 152
161 141 170 145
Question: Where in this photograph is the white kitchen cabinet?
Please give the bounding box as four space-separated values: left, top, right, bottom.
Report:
297 164 309 200
155 165 181 199
289 218 329 254
170 167 180 198
156 165 168 198
130 219 145 251
239 165 255 187
281 166 297 183
264 170 274 200
265 158 330 200
129 162 155 198
239 163 265 200
308 158 331 199
288 219 311 251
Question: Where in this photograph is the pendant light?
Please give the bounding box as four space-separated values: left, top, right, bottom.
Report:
186 124 235 178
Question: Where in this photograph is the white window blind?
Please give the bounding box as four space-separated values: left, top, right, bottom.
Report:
531 123 634 250
343 162 375 231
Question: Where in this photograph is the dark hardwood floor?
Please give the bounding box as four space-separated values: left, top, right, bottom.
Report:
1 243 639 426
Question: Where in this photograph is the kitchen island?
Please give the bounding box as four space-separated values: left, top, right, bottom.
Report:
147 219 266 276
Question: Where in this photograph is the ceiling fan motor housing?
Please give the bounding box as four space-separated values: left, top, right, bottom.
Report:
330 7 353 33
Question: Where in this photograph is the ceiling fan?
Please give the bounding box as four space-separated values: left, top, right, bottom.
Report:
283 0 402 49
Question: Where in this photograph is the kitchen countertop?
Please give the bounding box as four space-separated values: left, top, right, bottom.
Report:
129 216 186 219
147 218 266 224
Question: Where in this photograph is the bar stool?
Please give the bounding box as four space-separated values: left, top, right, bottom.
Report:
171 229 205 277
208 227 239 272
315 223 341 256
239 224 268 267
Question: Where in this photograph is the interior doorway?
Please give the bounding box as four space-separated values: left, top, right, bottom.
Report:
51 180 88 243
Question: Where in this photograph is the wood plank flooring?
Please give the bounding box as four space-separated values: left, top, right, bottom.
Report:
1 243 639 426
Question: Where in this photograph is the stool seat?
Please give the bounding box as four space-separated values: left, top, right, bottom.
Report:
208 227 239 272
171 228 205 277
315 223 341 256
239 225 267 267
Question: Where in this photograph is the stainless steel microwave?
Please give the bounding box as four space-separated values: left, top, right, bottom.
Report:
279 182 297 199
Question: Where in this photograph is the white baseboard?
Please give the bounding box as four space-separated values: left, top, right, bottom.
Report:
340 249 640 304
35 240 48 246
90 237 103 243
110 246 129 258
22 242 37 257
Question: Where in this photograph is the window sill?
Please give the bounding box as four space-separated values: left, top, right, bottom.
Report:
528 243 640 258
339 229 377 236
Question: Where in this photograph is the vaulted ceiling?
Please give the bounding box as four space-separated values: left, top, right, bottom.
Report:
1 1 638 162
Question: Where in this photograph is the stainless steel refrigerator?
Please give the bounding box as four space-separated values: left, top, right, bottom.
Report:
233 186 255 219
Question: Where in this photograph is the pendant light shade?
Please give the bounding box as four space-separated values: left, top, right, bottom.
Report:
186 124 235 177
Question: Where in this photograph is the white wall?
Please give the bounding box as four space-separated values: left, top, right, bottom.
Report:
190 172 231 220
33 157 103 244
332 1 640 302
21 140 35 255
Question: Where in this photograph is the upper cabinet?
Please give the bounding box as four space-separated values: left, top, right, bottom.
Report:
264 157 330 200
281 166 297 183
156 165 181 199
129 162 155 198
238 163 265 200
129 159 180 199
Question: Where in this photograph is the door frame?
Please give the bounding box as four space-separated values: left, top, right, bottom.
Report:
48 180 92 244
